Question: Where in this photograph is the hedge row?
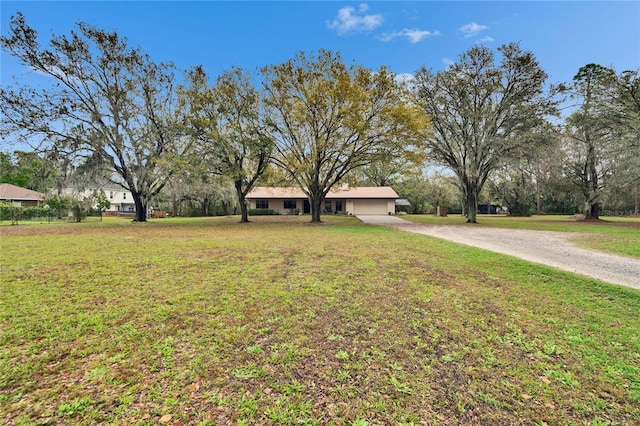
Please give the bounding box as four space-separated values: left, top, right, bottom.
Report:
0 205 51 221
247 208 280 216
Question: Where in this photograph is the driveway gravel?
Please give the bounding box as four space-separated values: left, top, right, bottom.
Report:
357 215 640 290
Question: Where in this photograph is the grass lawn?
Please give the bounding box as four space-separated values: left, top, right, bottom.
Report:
1 216 639 425
404 214 640 259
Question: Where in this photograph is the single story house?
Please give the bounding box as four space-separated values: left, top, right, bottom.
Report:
246 186 399 215
0 183 45 207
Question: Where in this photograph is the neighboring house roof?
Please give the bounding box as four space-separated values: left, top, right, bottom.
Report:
247 186 399 199
0 183 45 201
395 198 411 206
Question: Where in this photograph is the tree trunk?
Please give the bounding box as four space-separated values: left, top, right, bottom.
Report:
235 180 250 223
465 188 478 223
635 186 639 216
584 141 599 220
202 197 210 216
132 193 147 222
309 193 323 223
460 174 479 223
239 201 248 222
171 191 178 217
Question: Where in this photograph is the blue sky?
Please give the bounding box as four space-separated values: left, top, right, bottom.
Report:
1 1 639 89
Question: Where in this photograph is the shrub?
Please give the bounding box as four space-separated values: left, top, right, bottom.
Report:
0 203 21 223
248 208 280 216
0 204 51 223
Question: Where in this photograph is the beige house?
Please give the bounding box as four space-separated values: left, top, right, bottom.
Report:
0 183 45 207
246 186 399 215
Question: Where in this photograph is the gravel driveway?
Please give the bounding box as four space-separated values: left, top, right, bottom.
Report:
357 215 640 290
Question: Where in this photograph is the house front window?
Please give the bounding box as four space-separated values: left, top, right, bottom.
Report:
123 192 126 199
324 200 332 212
284 200 297 209
109 191 113 199
256 200 268 209
335 200 343 212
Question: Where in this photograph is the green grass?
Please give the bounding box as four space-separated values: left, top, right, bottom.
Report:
405 214 640 258
1 216 639 425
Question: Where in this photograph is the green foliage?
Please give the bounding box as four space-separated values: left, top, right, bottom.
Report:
94 190 111 213
262 49 429 223
0 203 50 223
1 13 190 222
247 208 280 216
0 151 56 193
563 64 620 219
57 396 94 417
414 43 559 223
397 172 460 214
562 65 640 219
0 194 91 223
489 167 536 216
70 198 86 222
180 66 273 223
0 202 21 224
44 194 74 219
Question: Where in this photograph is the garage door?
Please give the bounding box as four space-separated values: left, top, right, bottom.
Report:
352 200 388 215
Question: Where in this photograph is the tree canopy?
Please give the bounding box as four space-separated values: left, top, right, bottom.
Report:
262 49 429 222
0 13 190 221
181 66 273 222
413 43 559 223
2 13 638 221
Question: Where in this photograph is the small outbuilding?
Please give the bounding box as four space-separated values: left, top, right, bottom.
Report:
246 186 399 215
0 183 45 207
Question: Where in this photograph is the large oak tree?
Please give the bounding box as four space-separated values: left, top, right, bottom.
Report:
413 43 559 223
563 64 622 219
612 68 640 214
181 66 273 223
564 65 640 218
0 13 189 221
262 49 428 223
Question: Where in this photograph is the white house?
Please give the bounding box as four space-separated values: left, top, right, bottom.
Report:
246 186 399 215
62 183 136 215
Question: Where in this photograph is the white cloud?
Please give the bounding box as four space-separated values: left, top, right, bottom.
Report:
476 36 494 44
327 4 383 35
458 22 489 38
32 65 71 81
442 57 455 67
379 28 440 43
